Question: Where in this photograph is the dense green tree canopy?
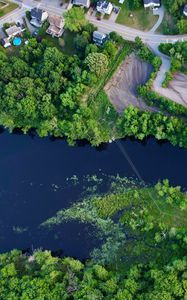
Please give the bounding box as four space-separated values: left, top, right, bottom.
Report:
0 35 186 147
126 0 142 10
85 52 109 76
64 7 87 32
159 41 187 71
0 248 186 300
163 0 186 15
162 0 187 34
0 180 187 299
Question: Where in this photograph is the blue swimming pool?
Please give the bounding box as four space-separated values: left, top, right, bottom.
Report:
13 37 22 46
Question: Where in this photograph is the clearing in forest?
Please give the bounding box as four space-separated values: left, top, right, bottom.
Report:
104 54 155 113
155 73 187 107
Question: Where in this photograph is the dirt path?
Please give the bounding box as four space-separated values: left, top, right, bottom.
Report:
160 73 187 107
105 54 157 113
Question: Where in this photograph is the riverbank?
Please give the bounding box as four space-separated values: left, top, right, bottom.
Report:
0 36 186 148
0 129 186 255
1 177 186 299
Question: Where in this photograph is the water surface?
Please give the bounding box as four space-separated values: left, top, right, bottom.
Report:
0 131 186 258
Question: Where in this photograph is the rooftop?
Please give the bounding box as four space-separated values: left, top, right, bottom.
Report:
143 0 160 4
48 14 64 28
31 7 44 21
93 31 106 40
97 0 110 9
5 25 22 37
73 0 89 5
47 14 64 37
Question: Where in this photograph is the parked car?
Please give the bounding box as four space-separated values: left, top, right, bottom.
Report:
113 6 120 13
32 30 39 37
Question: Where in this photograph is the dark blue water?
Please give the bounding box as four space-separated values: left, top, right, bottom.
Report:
0 130 186 258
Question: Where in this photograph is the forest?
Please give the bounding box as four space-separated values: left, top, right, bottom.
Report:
159 41 187 73
161 0 187 34
137 38 187 116
0 178 187 299
0 33 186 147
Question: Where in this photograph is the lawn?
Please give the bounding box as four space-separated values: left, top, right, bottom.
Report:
61 30 77 55
0 1 18 18
115 4 158 31
40 30 77 55
94 186 187 229
0 1 6 8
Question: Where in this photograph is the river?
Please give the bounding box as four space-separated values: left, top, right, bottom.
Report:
0 130 186 259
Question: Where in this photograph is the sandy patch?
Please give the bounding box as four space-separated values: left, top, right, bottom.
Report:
105 54 155 113
163 73 187 107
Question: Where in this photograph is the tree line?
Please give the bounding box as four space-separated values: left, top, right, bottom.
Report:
1 179 186 299
162 0 187 34
0 18 186 147
136 38 187 118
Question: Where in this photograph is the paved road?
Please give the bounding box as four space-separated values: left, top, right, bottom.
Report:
12 0 66 15
87 15 187 44
149 44 187 107
4 1 187 44
1 1 187 107
148 6 165 33
0 7 26 27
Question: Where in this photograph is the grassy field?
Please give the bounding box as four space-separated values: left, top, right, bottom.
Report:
115 4 158 31
43 178 187 270
0 1 6 8
94 187 187 229
0 1 18 18
61 30 77 55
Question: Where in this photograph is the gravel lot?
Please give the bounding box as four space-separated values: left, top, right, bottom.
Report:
105 54 156 113
159 73 187 107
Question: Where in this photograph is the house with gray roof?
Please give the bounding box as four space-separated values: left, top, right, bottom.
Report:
73 0 90 8
183 4 187 16
143 0 161 8
30 8 48 27
93 31 107 46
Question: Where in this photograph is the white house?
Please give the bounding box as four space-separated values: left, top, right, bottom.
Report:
143 0 161 8
183 4 187 16
73 0 90 8
96 0 113 15
30 8 48 27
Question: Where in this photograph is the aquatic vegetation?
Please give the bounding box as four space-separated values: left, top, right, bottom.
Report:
0 176 187 299
42 176 187 268
12 226 28 234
